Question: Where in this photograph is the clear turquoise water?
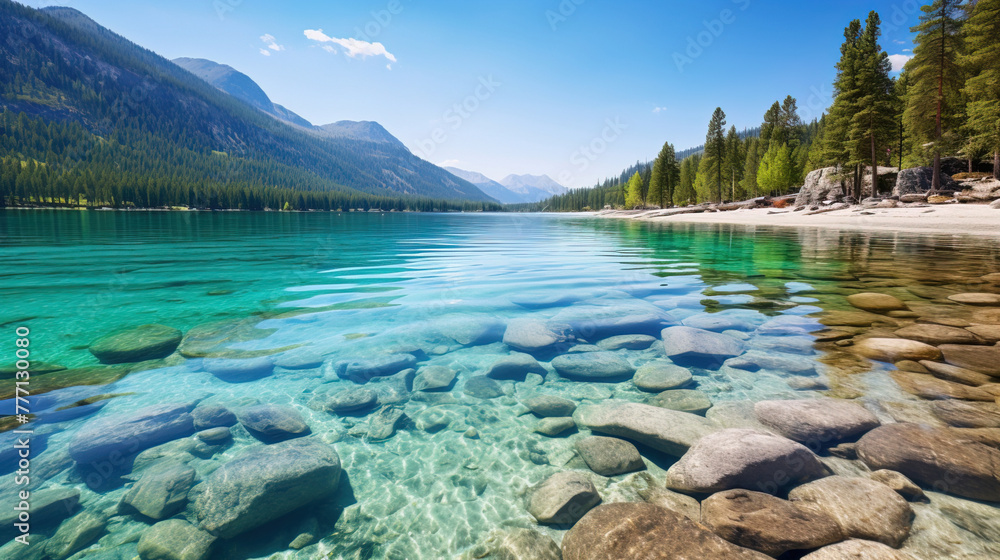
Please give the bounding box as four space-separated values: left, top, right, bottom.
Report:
1 210 999 559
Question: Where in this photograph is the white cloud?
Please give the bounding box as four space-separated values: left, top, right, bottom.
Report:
893 39 905 45
903 49 912 53
889 54 912 72
260 33 285 52
439 159 460 167
259 48 271 57
304 29 397 67
322 45 337 54
652 106 667 114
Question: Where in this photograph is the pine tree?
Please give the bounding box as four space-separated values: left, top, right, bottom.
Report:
649 141 679 208
723 126 745 200
824 19 864 184
677 155 698 205
904 0 966 188
758 143 797 194
850 12 899 197
624 171 644 208
704 107 728 203
960 0 1000 179
740 137 762 197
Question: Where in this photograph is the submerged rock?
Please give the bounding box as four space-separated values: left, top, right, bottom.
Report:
664 429 828 494
237 405 311 443
596 334 656 350
192 439 341 538
121 461 196 520
527 471 601 525
574 436 645 476
931 400 1000 428
324 387 379 414
191 405 237 430
846 293 907 313
69 403 195 465
649 389 712 414
367 406 406 440
0 487 80 538
894 324 979 345
890 370 995 401
853 338 942 363
464 376 504 399
725 352 817 376
273 350 324 370
522 395 577 417
502 318 573 354
788 475 912 548
462 528 561 560
803 539 917 559
753 398 880 447
89 324 182 364
701 489 843 556
203 357 274 383
137 519 216 560
412 365 456 391
484 352 546 381
856 423 1000 502
44 511 107 560
534 417 576 437
551 352 635 381
335 353 417 383
574 402 717 456
632 360 692 391
869 470 926 502
939 344 1000 376
661 326 746 368
551 302 677 339
562 503 770 560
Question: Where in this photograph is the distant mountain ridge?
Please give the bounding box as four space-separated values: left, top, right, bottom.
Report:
445 168 567 204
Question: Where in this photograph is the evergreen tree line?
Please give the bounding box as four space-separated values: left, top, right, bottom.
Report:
533 0 999 212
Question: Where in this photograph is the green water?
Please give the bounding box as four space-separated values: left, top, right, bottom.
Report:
1 210 999 559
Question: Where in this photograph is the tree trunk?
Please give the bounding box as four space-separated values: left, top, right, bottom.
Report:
994 149 999 180
932 152 941 193
871 132 878 197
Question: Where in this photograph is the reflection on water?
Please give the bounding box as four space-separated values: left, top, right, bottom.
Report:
1 211 999 559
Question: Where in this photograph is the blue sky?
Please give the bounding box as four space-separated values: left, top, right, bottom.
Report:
22 0 921 188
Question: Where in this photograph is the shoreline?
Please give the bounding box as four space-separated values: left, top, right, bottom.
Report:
601 204 1000 237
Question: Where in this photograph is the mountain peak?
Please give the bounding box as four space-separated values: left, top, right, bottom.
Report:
317 121 404 148
500 174 567 196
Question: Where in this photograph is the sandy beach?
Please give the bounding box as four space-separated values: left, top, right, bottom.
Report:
603 204 1000 237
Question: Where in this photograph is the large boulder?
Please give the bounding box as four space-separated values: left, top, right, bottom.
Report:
574 436 645 476
236 405 311 443
89 324 182 364
661 326 746 368
633 360 692 391
412 365 456 391
522 395 577 417
191 405 237 430
894 324 980 345
803 540 917 559
551 352 635 381
846 293 907 313
527 471 601 525
562 503 771 560
856 423 1000 501
551 302 677 339
202 357 274 383
853 338 942 363
334 354 417 383
485 352 546 381
701 489 844 556
192 439 341 538
753 399 880 447
462 528 561 560
44 511 107 560
121 461 196 520
68 403 196 465
931 400 1000 428
894 166 957 196
502 318 573 354
788 476 912 548
795 167 846 206
574 402 717 456
939 344 1000 376
323 388 379 414
137 519 216 560
664 429 828 494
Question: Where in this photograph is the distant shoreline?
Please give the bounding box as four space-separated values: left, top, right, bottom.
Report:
600 204 1000 237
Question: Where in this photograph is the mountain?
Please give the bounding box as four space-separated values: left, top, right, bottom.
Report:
0 1 496 208
318 121 406 147
500 174 568 201
444 167 525 204
172 57 313 129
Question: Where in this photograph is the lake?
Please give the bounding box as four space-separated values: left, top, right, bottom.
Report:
2 210 999 559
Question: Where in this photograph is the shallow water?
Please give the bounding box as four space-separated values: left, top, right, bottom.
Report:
2 210 1000 559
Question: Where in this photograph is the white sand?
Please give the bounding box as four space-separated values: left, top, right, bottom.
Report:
608 204 1000 237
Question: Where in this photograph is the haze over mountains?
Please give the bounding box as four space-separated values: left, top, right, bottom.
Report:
445 168 568 204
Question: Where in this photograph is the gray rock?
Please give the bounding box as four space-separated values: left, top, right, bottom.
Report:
523 395 577 417
44 511 107 560
794 167 846 206
701 489 844 557
462 528 561 560
575 436 645 476
725 352 817 376
802 540 917 560
414 408 453 433
335 353 417 383
412 365 456 391
464 376 503 399
665 429 828 494
367 406 406 440
552 302 677 339
89 324 182 364
931 400 1000 428
502 318 573 354
192 439 341 538
202 357 274 383
633 360 692 392
68 403 196 465
528 471 601 525
682 313 756 332
484 352 546 381
436 315 506 346
661 326 746 368
122 461 196 520
534 417 576 437
0 487 79 538
788 475 912 548
753 399 880 448
574 402 717 456
324 388 379 414
195 427 231 444
596 334 656 350
273 350 324 370
650 389 712 415
237 405 310 443
191 405 236 430
894 166 957 196
551 352 635 381
137 519 216 560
